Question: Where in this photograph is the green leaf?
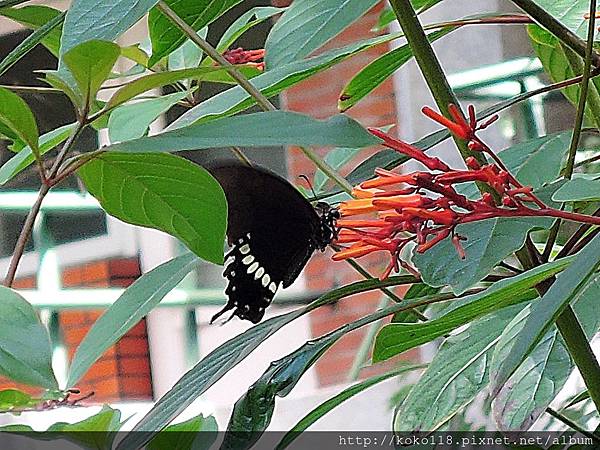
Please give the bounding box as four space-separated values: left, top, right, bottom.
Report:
168 33 400 129
105 66 255 111
147 414 218 450
314 147 362 193
67 253 199 387
222 300 437 449
48 405 122 449
0 6 63 56
276 365 424 450
394 305 521 432
0 123 74 185
0 286 56 388
414 217 552 295
529 25 600 127
0 9 64 78
528 0 593 39
167 31 207 71
102 112 381 153
148 0 243 66
372 8 396 32
0 389 35 412
264 0 379 68
78 153 227 264
60 0 159 55
491 273 600 429
42 70 82 109
372 258 570 362
117 274 418 450
0 86 39 158
62 40 121 108
108 91 189 142
391 283 439 323
491 232 600 399
552 177 600 202
339 27 455 111
215 6 284 53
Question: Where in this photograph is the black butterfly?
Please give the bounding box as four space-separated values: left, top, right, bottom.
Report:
206 162 339 324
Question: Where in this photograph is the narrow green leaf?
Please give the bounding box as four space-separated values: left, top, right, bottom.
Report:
147 414 218 450
48 405 122 449
0 123 74 185
492 232 600 398
167 30 207 71
0 9 64 77
116 275 419 450
215 6 284 53
394 306 521 432
373 258 569 362
78 153 227 264
108 91 189 142
60 0 159 55
276 365 424 450
552 177 600 202
0 6 63 56
0 286 56 388
391 283 439 323
167 33 400 129
339 28 455 111
222 301 434 449
105 66 255 110
265 0 379 68
102 112 381 153
148 0 243 66
491 273 600 429
42 70 82 109
0 87 39 157
67 253 199 387
62 40 120 107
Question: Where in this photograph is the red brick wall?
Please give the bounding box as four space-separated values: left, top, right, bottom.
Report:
277 1 418 385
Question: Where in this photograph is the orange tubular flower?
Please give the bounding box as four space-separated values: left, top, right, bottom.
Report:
331 103 544 279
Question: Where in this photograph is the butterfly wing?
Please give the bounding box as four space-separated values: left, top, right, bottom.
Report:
207 163 321 323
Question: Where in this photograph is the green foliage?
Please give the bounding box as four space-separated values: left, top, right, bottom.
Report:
0 5 63 56
264 0 379 68
0 286 56 388
552 176 600 201
147 414 218 450
373 258 570 362
67 253 199 387
492 233 600 398
148 0 243 65
78 152 227 264
0 86 39 158
104 111 380 153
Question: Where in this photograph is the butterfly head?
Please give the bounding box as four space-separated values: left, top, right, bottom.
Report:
313 202 340 251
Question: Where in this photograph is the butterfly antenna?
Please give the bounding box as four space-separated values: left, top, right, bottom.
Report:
299 174 317 199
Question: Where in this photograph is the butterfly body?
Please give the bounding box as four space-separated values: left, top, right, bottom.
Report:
206 163 338 324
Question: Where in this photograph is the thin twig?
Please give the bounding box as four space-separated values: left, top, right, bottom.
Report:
545 407 600 443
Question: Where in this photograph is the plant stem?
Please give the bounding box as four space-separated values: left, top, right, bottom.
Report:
555 307 600 413
564 0 596 179
155 0 353 194
3 121 85 287
389 0 485 167
509 0 600 67
545 407 600 442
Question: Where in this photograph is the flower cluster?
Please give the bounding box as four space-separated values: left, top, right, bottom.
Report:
222 47 265 70
332 104 549 278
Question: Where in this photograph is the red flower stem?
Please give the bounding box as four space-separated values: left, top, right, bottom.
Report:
459 207 600 226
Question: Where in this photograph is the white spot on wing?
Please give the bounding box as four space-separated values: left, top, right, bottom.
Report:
242 255 254 265
269 282 277 293
254 267 265 280
239 244 250 254
261 273 270 287
247 262 259 273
